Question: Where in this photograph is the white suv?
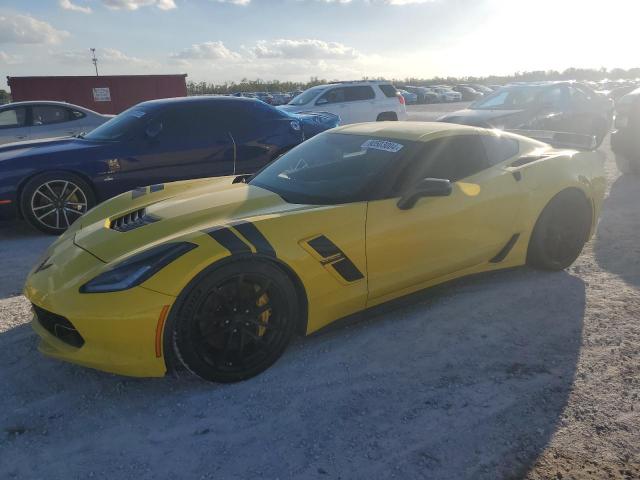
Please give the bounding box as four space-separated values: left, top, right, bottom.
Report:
278 81 408 124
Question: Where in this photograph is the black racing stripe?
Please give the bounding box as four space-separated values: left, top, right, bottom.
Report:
307 235 342 258
231 221 276 257
206 226 252 255
131 187 147 199
490 233 520 263
331 258 365 282
150 184 164 193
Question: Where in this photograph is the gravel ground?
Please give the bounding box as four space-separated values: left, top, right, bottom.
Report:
0 104 638 479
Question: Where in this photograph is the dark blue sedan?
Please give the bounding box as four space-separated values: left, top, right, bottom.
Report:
0 96 339 234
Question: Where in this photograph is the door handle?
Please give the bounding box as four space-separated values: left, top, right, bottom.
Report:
15 135 26 140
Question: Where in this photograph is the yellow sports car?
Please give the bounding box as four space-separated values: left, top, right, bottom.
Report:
24 122 606 382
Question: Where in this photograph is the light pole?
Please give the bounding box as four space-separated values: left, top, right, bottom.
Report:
90 48 99 76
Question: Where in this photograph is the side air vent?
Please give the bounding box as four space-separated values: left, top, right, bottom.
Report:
109 208 159 232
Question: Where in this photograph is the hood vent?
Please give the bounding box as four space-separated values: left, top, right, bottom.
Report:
109 208 159 232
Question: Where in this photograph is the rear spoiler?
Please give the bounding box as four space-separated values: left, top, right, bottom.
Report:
506 130 597 151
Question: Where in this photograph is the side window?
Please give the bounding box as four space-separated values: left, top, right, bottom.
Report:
538 86 568 108
379 84 398 98
0 107 27 129
317 88 346 104
32 105 70 126
69 109 86 120
413 135 490 183
481 135 520 165
345 86 375 101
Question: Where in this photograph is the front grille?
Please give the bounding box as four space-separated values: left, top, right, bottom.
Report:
109 208 159 232
33 305 85 348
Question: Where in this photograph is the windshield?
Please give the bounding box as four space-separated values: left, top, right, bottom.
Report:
83 106 152 141
471 86 541 110
250 132 412 204
288 86 327 106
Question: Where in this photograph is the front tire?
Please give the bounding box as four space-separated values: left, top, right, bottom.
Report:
527 190 592 271
169 260 298 383
20 171 95 235
376 112 398 121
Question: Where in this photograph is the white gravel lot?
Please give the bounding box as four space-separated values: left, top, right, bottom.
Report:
0 104 638 479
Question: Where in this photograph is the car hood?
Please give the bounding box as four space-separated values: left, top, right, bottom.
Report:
0 136 100 163
439 108 527 127
73 176 317 263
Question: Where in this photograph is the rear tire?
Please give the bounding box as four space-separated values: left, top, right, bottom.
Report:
376 112 398 121
20 171 95 235
527 190 592 271
169 260 298 383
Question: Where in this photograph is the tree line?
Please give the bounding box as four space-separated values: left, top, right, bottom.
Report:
187 67 640 95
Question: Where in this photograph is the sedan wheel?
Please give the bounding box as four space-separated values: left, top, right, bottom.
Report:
21 172 95 235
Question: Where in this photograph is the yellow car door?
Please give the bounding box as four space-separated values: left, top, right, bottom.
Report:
366 133 524 305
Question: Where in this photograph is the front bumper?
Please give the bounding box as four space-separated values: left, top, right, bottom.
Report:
24 237 175 378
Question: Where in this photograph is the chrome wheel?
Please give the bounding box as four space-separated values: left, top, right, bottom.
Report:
30 180 88 231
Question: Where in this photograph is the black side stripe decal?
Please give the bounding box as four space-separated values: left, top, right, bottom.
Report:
231 221 276 257
206 226 252 255
490 233 520 263
307 235 364 282
131 187 147 199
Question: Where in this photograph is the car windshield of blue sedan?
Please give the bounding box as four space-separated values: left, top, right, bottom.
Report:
83 106 151 141
287 86 327 106
471 86 540 110
250 133 413 204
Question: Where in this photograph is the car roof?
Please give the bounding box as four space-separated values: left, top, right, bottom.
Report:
136 95 266 109
0 100 98 112
331 121 490 142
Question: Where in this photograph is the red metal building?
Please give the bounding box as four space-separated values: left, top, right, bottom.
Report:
7 74 188 115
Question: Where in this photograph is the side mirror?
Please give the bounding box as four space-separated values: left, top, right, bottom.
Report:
316 98 329 105
145 121 163 139
397 178 452 210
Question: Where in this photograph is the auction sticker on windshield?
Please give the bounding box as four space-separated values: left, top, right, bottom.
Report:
361 139 404 153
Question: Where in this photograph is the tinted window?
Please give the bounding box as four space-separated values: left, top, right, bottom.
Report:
345 86 375 101
251 132 414 204
289 85 327 106
0 107 27 129
472 86 539 109
411 135 490 183
379 84 398 98
70 109 86 120
481 135 520 165
318 88 346 104
32 105 69 125
539 86 568 108
83 106 150 141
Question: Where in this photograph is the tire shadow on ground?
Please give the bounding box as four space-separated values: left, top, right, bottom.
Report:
0 267 585 480
594 175 640 287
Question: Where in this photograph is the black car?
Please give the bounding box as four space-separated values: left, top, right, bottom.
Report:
402 86 439 104
439 82 614 147
452 85 483 101
611 87 640 174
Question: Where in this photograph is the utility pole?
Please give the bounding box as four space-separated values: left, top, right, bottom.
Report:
90 48 99 76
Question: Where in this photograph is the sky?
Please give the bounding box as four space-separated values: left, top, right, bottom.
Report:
0 0 638 90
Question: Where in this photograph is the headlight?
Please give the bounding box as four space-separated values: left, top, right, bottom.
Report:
80 242 197 293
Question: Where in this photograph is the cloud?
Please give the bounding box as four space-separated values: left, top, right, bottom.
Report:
59 0 93 13
170 41 241 62
250 39 361 60
0 51 21 64
53 47 157 68
0 13 70 45
214 0 251 4
317 0 437 3
101 0 177 10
